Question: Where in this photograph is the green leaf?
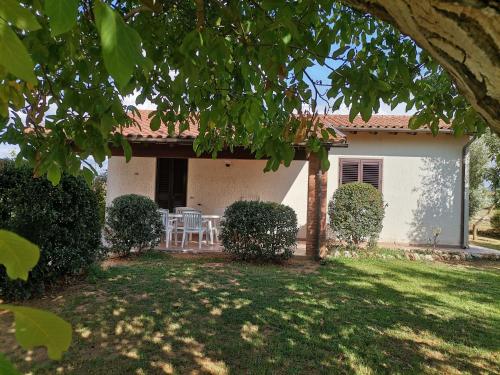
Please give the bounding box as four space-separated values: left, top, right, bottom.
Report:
348 104 359 123
0 0 41 31
282 33 292 45
0 305 72 360
0 21 37 84
0 353 20 375
408 114 429 130
94 1 144 88
47 163 62 185
121 137 132 162
81 167 95 186
45 0 79 36
0 230 40 281
360 104 372 122
150 115 161 131
321 156 330 172
331 96 343 111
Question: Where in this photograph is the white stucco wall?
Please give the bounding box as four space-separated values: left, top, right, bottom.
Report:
106 133 468 246
327 133 468 246
106 156 156 206
186 159 309 237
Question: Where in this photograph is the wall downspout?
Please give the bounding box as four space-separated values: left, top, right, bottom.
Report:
460 136 475 248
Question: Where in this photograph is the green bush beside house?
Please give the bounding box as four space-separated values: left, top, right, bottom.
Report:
104 194 163 257
328 182 385 249
220 200 298 262
0 160 101 300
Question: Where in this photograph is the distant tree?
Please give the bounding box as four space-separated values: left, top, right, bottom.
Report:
469 139 490 218
470 131 500 240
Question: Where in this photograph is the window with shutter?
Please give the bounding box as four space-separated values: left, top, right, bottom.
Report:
340 160 360 185
361 161 381 190
339 158 382 191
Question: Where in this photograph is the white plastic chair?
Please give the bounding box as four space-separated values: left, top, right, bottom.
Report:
159 209 177 248
175 207 198 214
181 211 207 249
175 207 200 242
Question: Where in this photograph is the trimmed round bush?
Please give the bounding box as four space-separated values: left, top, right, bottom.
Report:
0 160 101 300
104 194 162 256
491 210 500 231
220 200 298 261
328 182 385 247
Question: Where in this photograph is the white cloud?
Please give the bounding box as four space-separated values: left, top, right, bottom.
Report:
0 143 19 159
313 100 415 116
122 91 157 110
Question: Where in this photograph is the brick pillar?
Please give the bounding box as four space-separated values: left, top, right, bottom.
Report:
306 152 328 258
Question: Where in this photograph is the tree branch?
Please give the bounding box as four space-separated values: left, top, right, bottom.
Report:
124 5 153 20
196 0 205 31
340 0 500 134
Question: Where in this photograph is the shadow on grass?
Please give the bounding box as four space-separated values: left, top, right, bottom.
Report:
1 254 499 374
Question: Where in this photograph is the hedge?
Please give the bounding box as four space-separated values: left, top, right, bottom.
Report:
0 160 101 300
220 200 298 261
328 182 385 247
104 194 163 256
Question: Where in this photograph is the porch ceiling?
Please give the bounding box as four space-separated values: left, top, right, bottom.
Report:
110 141 313 160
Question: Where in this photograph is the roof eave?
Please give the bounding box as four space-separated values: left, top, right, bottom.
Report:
124 136 349 147
335 126 453 135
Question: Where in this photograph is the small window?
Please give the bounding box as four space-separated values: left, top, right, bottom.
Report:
339 159 382 190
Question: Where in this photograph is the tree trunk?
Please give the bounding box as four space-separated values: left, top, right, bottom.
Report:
471 204 495 240
341 0 500 134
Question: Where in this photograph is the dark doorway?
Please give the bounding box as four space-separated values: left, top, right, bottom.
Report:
156 158 188 211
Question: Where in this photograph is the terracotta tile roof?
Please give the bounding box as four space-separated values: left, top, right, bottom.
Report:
122 110 199 140
121 110 451 142
318 114 451 132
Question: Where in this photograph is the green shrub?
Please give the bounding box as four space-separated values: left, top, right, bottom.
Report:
220 200 298 261
104 194 162 256
328 182 385 247
0 160 101 300
491 211 500 231
92 173 107 228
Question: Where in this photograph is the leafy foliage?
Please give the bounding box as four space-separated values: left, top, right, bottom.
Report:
0 305 72 359
328 182 385 247
0 0 487 180
45 0 79 37
104 194 163 256
0 160 101 300
92 173 107 228
0 353 19 375
469 130 500 218
220 200 298 261
469 187 491 219
0 230 39 281
0 229 72 372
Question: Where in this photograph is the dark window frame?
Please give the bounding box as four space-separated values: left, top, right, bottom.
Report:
338 158 383 191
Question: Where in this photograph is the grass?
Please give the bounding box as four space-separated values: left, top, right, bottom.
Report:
470 207 500 251
470 235 500 251
1 252 499 374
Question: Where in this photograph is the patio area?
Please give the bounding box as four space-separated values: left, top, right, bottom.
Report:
157 238 308 256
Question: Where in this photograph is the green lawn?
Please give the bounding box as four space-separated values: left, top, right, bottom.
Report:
2 253 499 374
471 236 500 251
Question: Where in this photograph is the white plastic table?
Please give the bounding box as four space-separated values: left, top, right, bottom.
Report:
171 213 221 245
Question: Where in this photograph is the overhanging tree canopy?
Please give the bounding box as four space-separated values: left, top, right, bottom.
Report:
0 0 498 184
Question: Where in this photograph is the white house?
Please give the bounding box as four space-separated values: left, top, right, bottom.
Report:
107 111 471 256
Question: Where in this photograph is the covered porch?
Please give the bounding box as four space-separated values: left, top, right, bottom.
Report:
108 137 344 257
156 237 308 256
